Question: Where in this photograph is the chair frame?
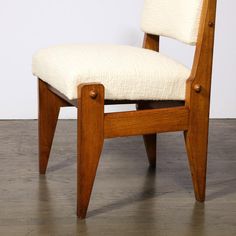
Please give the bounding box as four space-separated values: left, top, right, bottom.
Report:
38 0 217 218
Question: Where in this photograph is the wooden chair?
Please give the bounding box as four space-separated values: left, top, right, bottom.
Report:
33 0 217 218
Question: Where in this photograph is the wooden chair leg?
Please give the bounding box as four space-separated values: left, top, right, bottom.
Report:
184 122 209 202
38 79 67 174
77 83 104 219
183 0 216 202
143 134 157 168
136 102 157 168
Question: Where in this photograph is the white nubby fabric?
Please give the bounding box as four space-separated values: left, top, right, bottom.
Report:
141 0 203 45
32 44 190 100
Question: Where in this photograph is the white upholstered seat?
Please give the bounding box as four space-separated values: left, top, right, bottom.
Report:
32 44 190 101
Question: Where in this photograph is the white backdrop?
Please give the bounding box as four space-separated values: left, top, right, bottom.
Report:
0 0 235 119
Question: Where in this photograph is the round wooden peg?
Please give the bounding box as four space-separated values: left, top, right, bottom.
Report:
194 84 202 93
89 90 98 99
208 21 214 27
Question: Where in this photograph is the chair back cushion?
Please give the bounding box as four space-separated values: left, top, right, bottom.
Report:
141 0 203 45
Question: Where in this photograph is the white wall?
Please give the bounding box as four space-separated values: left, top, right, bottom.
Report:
0 0 235 119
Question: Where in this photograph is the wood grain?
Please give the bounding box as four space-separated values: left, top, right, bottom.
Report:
184 0 217 201
138 33 160 168
137 102 157 168
77 83 105 219
143 33 160 51
38 79 69 174
104 107 189 139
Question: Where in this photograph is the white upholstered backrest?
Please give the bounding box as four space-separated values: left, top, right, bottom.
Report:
141 0 203 45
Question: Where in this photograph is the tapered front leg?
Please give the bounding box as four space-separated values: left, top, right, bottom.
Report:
184 85 210 202
77 83 105 219
184 121 209 202
38 79 68 174
184 131 208 201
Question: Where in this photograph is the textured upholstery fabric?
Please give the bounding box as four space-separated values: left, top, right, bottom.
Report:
32 44 190 100
141 0 203 45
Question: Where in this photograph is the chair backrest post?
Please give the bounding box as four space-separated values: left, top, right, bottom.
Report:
143 33 160 52
185 0 217 106
142 0 217 106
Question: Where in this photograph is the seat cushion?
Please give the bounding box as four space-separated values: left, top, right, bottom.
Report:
32 44 190 101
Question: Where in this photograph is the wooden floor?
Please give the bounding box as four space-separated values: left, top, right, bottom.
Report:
0 120 236 236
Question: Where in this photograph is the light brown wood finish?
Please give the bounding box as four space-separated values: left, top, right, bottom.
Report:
138 34 160 168
104 107 189 138
184 0 217 202
38 0 217 218
137 102 157 168
38 80 69 174
77 83 105 219
143 33 160 51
